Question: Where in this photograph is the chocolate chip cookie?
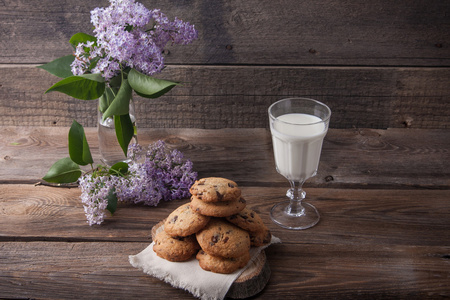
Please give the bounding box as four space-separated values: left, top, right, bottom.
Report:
190 195 246 217
226 207 267 233
249 228 272 247
189 177 241 202
164 203 211 237
153 230 200 262
196 249 250 274
196 218 250 258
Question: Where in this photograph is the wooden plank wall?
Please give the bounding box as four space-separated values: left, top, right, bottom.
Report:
1 0 449 129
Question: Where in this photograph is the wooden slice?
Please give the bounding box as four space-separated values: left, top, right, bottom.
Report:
151 219 270 298
226 250 271 299
150 219 166 240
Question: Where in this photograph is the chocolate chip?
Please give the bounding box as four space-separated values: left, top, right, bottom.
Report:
216 191 223 200
170 215 178 223
223 237 229 243
211 234 219 244
228 183 235 188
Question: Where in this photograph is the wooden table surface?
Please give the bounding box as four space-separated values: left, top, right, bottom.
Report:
1 126 449 299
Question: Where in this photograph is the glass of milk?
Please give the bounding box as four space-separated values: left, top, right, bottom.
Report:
268 98 331 229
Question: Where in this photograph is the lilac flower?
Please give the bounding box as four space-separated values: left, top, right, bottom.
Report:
78 173 118 226
78 140 197 225
71 0 198 81
120 140 197 205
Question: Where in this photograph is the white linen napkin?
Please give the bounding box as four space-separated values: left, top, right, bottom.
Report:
129 235 280 300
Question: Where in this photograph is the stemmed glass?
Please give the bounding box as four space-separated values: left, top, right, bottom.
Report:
268 98 331 230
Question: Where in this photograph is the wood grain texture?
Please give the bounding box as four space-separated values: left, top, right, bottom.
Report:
1 0 449 66
1 66 450 129
1 0 449 129
1 185 449 246
2 1 450 297
227 251 270 299
264 244 450 299
1 186 449 298
0 127 448 188
0 126 449 299
0 243 448 299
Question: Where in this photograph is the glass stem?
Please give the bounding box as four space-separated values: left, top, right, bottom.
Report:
286 180 306 216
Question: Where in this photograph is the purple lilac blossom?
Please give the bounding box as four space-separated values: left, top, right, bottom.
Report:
78 173 118 226
120 141 197 205
78 140 197 225
71 0 198 81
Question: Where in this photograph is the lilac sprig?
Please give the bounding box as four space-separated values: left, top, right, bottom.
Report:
78 173 119 225
71 0 198 81
78 141 197 225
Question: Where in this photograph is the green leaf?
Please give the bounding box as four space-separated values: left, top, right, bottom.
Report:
99 87 115 113
37 55 75 78
68 120 93 166
128 68 179 99
102 79 132 121
69 32 97 49
109 162 129 176
88 57 100 72
106 187 118 215
45 74 105 100
109 74 122 89
42 157 82 183
114 113 134 156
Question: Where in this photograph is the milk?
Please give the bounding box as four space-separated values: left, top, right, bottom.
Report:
270 113 327 181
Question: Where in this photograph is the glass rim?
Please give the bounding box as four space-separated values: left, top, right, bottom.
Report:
268 97 332 126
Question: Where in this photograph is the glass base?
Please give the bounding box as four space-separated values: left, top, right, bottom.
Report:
270 201 320 230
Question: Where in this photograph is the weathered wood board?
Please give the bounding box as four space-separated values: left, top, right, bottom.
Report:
0 125 449 299
2 0 450 292
0 186 449 299
0 241 448 299
1 0 449 129
1 0 449 66
1 184 449 244
0 127 448 188
1 66 450 129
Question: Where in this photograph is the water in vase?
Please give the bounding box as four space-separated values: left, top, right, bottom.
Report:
98 115 137 166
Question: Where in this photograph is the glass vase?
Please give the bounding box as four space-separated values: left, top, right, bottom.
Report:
97 100 137 166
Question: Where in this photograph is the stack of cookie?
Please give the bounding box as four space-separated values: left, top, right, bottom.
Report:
152 177 271 274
